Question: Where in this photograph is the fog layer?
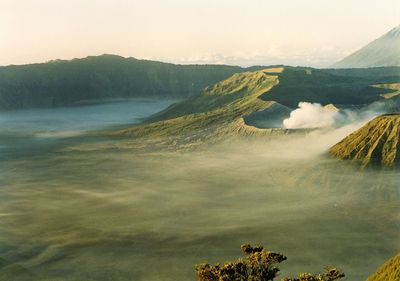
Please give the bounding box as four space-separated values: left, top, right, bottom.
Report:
0 103 398 281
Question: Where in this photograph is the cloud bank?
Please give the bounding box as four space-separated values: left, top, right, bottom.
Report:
283 102 342 129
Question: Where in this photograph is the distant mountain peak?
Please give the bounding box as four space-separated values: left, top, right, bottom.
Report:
387 25 400 36
332 25 400 68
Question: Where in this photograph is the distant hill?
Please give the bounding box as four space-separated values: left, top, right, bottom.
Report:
366 254 400 281
329 114 400 167
0 55 246 110
324 67 400 83
333 25 400 68
260 67 396 108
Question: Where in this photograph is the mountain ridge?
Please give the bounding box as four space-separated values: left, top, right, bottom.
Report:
0 55 400 110
0 54 250 110
1 54 400 110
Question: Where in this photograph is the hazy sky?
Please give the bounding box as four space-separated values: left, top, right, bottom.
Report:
0 0 399 67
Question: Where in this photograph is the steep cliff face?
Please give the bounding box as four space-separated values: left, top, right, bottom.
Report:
329 114 400 167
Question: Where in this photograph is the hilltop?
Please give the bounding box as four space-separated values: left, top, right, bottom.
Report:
366 254 400 281
333 25 400 68
329 114 400 167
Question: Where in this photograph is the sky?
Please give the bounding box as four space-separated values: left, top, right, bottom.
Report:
0 0 399 67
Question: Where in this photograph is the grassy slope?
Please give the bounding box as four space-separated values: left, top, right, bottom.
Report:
329 114 400 167
147 67 284 122
118 68 289 144
366 254 400 281
149 66 400 124
114 67 400 148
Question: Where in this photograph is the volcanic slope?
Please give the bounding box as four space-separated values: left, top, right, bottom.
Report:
117 67 399 147
329 114 400 167
333 25 400 68
118 67 289 144
366 254 400 281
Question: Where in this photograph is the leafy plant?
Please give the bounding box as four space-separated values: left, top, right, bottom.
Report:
195 244 344 281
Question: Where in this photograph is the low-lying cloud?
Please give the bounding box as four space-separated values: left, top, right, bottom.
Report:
283 102 342 129
283 98 395 130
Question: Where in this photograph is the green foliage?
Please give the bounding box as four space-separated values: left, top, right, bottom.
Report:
195 244 345 281
196 244 286 281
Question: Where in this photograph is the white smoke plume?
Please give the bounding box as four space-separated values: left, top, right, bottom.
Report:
283 102 342 129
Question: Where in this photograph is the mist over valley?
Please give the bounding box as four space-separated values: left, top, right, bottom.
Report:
0 8 399 281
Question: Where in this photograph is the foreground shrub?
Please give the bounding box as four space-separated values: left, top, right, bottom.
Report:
195 244 344 281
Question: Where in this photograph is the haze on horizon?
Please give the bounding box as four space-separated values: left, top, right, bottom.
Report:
0 0 399 67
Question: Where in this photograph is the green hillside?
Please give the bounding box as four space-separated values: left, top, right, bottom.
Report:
116 66 400 148
366 254 400 281
1 54 400 111
146 67 284 122
0 55 245 110
152 65 400 124
118 67 290 145
329 114 400 167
